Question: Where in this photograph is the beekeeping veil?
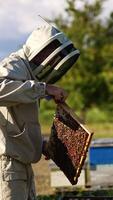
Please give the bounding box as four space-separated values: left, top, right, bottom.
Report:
23 23 80 84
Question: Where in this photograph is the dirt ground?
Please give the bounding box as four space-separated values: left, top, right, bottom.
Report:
32 155 55 195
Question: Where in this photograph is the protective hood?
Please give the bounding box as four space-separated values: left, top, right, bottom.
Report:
23 24 80 84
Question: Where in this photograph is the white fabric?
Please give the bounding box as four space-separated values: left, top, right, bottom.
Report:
23 24 70 61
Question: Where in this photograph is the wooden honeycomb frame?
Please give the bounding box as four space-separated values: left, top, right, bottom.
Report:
45 103 93 185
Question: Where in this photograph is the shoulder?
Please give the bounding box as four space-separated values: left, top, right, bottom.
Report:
0 52 30 80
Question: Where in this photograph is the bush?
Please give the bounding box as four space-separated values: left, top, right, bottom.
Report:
86 107 110 123
37 189 113 199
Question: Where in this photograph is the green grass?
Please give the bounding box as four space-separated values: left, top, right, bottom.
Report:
39 106 113 138
40 118 113 139
87 122 113 139
37 188 113 199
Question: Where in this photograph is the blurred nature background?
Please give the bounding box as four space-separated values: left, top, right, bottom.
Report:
40 0 113 139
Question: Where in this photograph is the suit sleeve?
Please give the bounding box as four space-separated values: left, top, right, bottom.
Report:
0 54 46 106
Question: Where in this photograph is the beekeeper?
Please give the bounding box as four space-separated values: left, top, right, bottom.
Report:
0 23 80 200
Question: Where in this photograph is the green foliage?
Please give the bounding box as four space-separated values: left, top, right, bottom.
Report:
53 0 113 115
38 195 57 200
37 189 113 199
41 0 113 129
37 195 56 200
86 107 110 123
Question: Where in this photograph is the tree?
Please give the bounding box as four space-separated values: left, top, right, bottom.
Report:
53 0 113 119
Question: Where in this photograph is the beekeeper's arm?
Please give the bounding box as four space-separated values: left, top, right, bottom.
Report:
0 55 67 106
0 55 47 106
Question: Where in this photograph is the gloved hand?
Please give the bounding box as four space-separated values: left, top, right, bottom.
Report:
45 84 68 103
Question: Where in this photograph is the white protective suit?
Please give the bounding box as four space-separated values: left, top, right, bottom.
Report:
0 24 79 200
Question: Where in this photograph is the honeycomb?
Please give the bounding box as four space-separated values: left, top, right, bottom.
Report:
45 103 93 184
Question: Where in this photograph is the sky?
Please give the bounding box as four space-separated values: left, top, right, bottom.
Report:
0 0 113 59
